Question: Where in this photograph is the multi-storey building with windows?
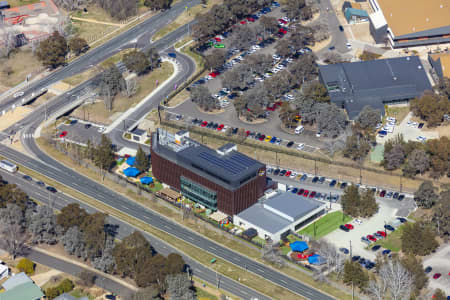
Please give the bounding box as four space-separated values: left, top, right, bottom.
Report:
150 129 267 216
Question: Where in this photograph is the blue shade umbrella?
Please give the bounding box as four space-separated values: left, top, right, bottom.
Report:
126 156 136 166
123 167 140 177
140 177 154 185
308 254 326 265
290 241 309 252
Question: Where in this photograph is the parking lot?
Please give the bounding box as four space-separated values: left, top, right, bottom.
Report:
57 118 106 146
423 244 450 294
324 197 412 261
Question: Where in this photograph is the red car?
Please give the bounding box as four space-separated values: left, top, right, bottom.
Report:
433 273 441 279
214 37 222 42
258 134 265 141
245 130 251 136
303 190 309 197
217 124 224 131
278 28 287 34
201 121 208 127
309 191 316 198
266 105 275 111
209 72 217 78
246 17 255 22
278 18 288 24
377 230 387 237
59 131 67 138
297 188 304 195
240 20 247 25
344 224 354 230
285 171 292 177
367 235 377 242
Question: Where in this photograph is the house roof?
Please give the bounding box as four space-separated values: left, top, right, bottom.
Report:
236 202 291 234
2 272 32 290
345 7 368 19
131 127 146 136
0 281 44 300
319 56 432 119
430 52 450 78
377 0 450 37
55 293 89 300
264 192 324 221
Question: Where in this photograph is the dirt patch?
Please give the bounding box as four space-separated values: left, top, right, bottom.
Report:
71 62 174 125
310 36 331 52
0 50 43 89
350 22 375 44
422 123 450 137
0 106 32 131
300 12 320 26
197 106 225 114
238 115 268 124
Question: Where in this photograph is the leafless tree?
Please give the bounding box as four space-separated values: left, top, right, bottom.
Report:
0 224 29 258
262 239 284 268
0 25 19 58
380 260 413 300
367 278 387 300
104 88 113 111
123 77 138 97
312 22 329 42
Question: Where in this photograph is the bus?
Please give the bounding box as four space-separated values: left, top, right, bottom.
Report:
0 160 18 173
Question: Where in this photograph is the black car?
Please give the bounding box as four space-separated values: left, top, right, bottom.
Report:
191 118 199 125
23 175 32 181
384 224 395 231
339 225 350 232
382 249 391 255
300 174 307 181
418 123 424 129
338 25 344 31
46 186 57 193
319 177 325 184
352 255 360 262
84 123 91 129
232 127 239 134
286 141 294 148
273 169 280 176
329 46 336 51
329 179 337 187
397 217 407 223
279 170 287 176
36 181 45 187
255 133 261 140
393 192 399 199
359 257 366 264
312 176 319 183
213 123 219 129
207 122 214 128
340 182 347 189
365 262 375 270
397 194 405 201
371 245 381 251
424 266 433 274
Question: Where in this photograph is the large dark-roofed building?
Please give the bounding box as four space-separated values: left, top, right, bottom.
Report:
319 56 432 119
151 129 266 215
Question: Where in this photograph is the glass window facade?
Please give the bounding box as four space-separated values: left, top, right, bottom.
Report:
180 176 218 210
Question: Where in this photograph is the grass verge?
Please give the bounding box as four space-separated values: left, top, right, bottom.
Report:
298 211 352 239
372 225 404 252
0 50 42 89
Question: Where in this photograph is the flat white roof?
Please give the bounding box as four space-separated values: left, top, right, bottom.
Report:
369 10 387 29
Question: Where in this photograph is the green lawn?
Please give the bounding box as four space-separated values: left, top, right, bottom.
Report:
298 211 352 239
372 225 404 252
70 289 94 300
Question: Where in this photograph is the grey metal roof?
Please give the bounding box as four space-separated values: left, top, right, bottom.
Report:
264 192 324 221
236 202 291 234
55 293 88 300
152 131 264 189
395 25 450 40
319 56 432 119
131 128 146 136
2 272 32 290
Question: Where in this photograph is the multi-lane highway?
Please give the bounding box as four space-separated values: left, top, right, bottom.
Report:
0 169 270 300
0 0 199 113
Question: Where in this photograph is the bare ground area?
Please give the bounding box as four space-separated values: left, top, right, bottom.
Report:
0 50 43 90
0 106 32 131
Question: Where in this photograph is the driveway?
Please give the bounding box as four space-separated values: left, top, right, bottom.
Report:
423 244 450 294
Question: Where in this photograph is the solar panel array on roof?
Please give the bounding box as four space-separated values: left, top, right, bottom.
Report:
198 152 246 174
231 153 257 168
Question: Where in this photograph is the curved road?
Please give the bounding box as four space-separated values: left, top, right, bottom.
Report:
0 0 199 112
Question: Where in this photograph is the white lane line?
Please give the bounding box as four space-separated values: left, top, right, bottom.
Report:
257 268 264 273
164 225 171 230
119 204 129 211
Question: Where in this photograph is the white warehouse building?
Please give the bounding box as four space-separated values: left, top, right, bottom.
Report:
233 190 327 243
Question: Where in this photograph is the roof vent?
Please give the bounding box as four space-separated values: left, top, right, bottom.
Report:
412 26 415 31
393 76 397 80
440 4 444 8
418 65 422 69
216 143 237 156
406 57 410 60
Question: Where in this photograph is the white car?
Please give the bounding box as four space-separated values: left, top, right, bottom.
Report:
272 54 281 60
297 143 305 150
251 45 261 50
417 136 427 142
354 219 363 225
13 91 24 98
289 172 297 179
346 42 352 49
285 94 294 100
221 88 230 94
286 57 293 62
97 126 106 133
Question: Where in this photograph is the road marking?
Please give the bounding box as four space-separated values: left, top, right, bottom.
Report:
280 279 288 284
257 268 264 273
119 204 129 211
164 225 171 230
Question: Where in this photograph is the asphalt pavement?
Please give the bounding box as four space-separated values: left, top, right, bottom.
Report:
0 0 200 113
0 168 271 300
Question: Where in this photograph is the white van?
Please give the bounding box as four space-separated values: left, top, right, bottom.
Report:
295 126 304 134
